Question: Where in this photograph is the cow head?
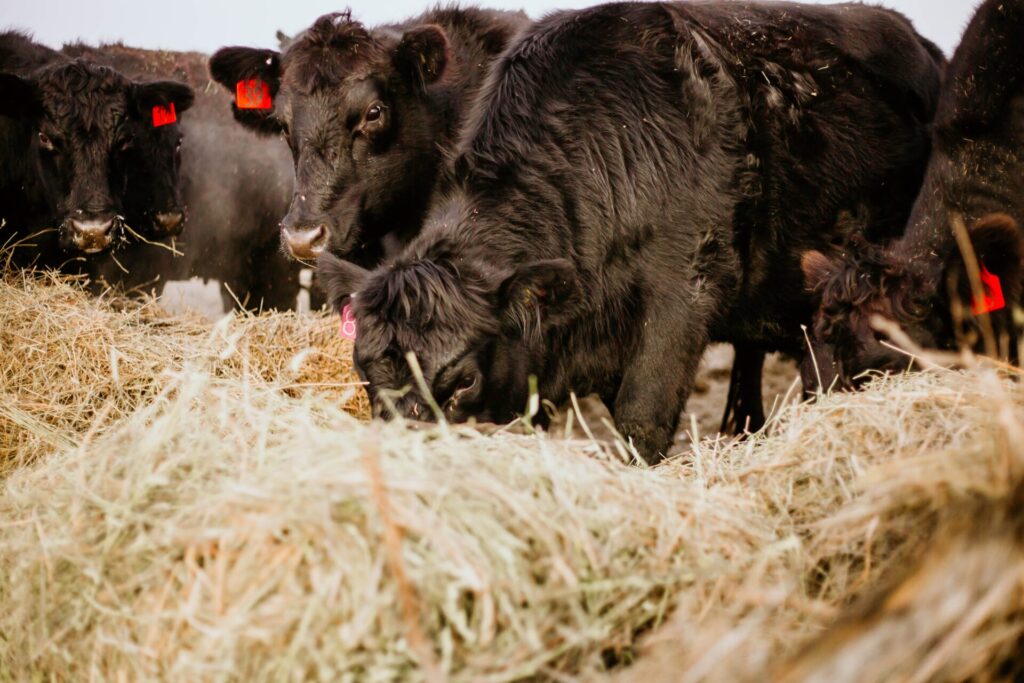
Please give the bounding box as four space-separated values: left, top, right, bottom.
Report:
0 60 194 253
210 12 451 263
121 81 194 239
802 215 1024 392
319 246 580 423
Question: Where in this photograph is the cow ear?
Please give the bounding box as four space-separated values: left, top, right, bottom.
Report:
958 213 1024 309
801 250 836 293
500 259 579 337
209 47 283 135
0 73 38 118
393 25 449 92
317 252 372 312
133 80 195 118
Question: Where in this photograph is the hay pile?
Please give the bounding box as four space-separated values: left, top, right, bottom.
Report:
1 272 1022 680
0 270 368 474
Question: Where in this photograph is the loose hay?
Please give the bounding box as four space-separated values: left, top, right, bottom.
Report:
1 272 1023 681
0 270 369 474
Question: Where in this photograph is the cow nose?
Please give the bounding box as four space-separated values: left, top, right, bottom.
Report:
282 224 327 261
69 217 116 254
153 210 185 236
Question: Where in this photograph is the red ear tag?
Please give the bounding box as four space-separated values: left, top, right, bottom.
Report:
236 79 273 110
971 265 1007 315
151 103 177 127
340 304 358 340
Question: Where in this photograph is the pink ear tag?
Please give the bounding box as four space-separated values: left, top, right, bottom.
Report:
971 265 1006 315
151 103 177 127
340 304 358 340
235 79 273 109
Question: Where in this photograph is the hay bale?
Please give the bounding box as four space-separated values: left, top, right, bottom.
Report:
0 270 369 474
3 271 1024 681
609 370 1024 683
0 371 766 680
774 486 1024 683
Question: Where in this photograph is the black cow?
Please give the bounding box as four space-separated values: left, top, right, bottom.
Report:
0 32 193 265
67 45 306 313
803 0 1024 392
318 1 944 464
209 7 528 265
62 42 192 240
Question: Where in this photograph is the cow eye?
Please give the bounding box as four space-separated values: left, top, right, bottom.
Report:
365 104 383 123
456 374 478 394
38 132 55 151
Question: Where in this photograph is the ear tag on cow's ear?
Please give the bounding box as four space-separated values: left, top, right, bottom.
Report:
151 103 177 127
971 265 1007 315
235 79 273 110
340 304 358 340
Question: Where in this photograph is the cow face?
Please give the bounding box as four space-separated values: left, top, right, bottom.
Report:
121 81 194 239
802 215 1024 392
0 61 193 253
319 250 579 423
210 13 450 263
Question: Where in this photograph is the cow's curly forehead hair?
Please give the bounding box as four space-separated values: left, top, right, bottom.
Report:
282 11 387 95
812 241 928 351
357 255 499 351
34 60 130 131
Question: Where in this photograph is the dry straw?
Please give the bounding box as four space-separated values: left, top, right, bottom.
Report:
1 272 1023 681
0 269 368 475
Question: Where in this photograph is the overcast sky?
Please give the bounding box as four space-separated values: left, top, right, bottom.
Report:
5 0 977 56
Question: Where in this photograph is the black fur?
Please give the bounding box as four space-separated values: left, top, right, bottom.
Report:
0 32 193 264
209 7 529 265
804 0 1024 391
71 45 307 312
321 1 943 463
62 42 195 240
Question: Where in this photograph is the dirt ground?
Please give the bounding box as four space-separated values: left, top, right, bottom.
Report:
550 345 801 453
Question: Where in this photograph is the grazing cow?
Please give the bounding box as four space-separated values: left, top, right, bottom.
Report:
209 7 529 264
65 44 307 312
318 1 944 463
802 0 1024 392
0 32 193 264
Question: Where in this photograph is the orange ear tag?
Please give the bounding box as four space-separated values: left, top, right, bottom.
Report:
971 265 1006 315
235 79 273 109
151 103 177 127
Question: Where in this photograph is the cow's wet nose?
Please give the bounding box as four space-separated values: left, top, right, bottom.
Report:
282 224 327 261
153 210 185 237
69 216 117 253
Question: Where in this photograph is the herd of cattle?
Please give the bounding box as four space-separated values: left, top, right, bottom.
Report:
1 0 1021 464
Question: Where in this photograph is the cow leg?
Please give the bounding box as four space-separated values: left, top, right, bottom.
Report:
613 318 707 465
719 344 767 435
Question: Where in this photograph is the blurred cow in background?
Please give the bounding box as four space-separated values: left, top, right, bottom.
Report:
803 0 1024 392
0 31 193 266
63 43 309 313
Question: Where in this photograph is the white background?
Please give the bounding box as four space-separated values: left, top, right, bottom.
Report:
4 0 979 56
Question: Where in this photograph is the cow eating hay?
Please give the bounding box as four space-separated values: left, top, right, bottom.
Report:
1 269 1023 680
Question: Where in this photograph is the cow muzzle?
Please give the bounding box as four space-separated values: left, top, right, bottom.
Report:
282 224 327 261
66 214 122 254
152 209 186 237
